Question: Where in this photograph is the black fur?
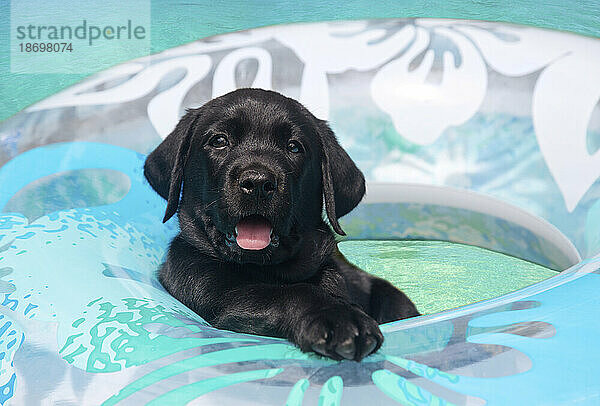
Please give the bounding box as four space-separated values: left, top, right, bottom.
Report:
144 89 419 361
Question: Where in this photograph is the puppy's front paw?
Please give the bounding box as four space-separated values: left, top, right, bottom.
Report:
296 304 383 361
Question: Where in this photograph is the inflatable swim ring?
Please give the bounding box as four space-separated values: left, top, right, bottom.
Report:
1 19 599 405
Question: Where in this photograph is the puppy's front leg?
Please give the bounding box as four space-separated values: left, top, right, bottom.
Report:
160 240 383 361
212 281 384 361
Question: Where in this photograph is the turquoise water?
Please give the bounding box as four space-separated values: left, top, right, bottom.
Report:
338 240 557 315
1 0 599 121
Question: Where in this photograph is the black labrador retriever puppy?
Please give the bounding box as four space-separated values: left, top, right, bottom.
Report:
144 88 419 361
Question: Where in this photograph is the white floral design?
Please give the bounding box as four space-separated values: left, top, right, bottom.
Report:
23 19 600 212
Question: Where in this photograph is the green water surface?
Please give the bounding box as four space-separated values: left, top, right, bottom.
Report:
338 240 557 315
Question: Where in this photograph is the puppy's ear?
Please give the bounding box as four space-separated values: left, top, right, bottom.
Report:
318 120 366 236
144 109 200 223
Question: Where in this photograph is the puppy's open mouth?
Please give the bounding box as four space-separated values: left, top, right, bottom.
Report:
225 215 279 250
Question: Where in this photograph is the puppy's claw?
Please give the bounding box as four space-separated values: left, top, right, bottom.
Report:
362 336 378 359
335 338 356 360
311 338 328 357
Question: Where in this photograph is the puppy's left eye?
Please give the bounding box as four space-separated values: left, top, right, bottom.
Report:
209 134 229 149
287 140 304 154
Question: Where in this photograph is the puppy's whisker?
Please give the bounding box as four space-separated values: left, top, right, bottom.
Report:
204 196 224 210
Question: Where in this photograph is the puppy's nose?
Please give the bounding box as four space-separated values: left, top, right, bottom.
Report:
239 169 277 200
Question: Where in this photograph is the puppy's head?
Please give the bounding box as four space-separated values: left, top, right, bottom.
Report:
144 88 365 264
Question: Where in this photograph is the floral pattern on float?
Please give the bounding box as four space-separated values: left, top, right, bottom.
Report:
1 19 599 257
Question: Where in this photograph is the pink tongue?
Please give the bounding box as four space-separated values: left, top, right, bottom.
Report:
235 216 272 250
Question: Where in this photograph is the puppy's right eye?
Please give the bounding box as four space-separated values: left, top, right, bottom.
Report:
208 134 229 149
